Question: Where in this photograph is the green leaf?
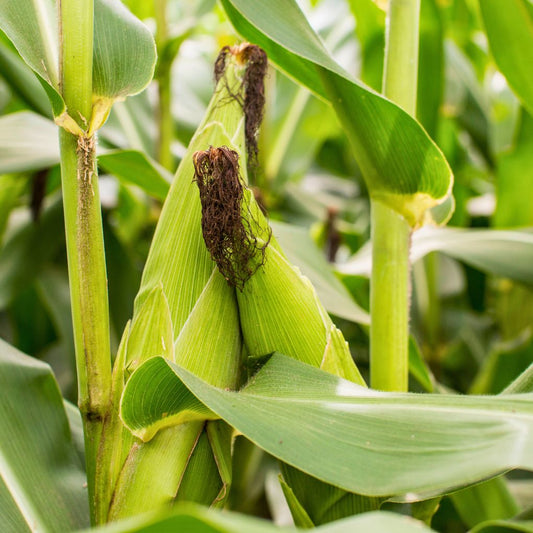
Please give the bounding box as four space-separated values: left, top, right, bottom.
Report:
471 333 533 395
0 197 65 309
0 37 51 117
505 362 533 394
409 336 434 392
221 0 453 227
347 0 385 91
0 0 156 126
0 173 29 244
93 0 156 100
0 111 59 173
494 111 533 228
0 338 89 530
99 150 172 201
0 111 171 198
339 226 533 285
82 504 437 532
479 0 533 116
451 476 520 529
122 353 533 498
120 357 216 441
279 476 315 528
471 520 533 533
0 0 59 92
280 463 383 525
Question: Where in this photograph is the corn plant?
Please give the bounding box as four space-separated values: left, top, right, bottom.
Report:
1 0 533 532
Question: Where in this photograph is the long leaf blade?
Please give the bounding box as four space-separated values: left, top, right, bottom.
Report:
0 339 89 531
221 0 453 226
122 353 533 498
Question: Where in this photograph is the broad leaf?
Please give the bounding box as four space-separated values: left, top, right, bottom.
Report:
479 0 533 116
0 0 156 126
338 226 533 285
0 197 65 308
0 111 171 198
0 36 51 117
221 0 453 227
83 505 436 532
122 353 533 498
0 111 58 173
0 339 89 530
98 151 172 202
471 520 533 533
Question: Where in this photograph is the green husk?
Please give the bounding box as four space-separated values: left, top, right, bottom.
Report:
192 152 364 384
100 45 260 521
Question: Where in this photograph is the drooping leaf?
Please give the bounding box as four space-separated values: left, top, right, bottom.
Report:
0 36 51 117
338 226 533 285
83 505 437 533
122 353 533 498
98 150 172 201
221 0 453 227
0 338 89 531
451 476 520 529
471 520 533 533
121 352 216 441
0 0 156 127
0 197 65 309
479 0 533 116
0 111 172 198
0 111 59 173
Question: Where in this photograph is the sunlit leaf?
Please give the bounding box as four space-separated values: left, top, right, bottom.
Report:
0 111 59 173
122 353 533 498
480 0 533 116
0 339 89 530
0 0 156 126
84 505 437 532
221 0 453 227
338 226 533 285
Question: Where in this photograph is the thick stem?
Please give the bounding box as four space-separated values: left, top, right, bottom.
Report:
371 0 420 392
155 0 174 171
370 201 410 391
382 0 421 115
59 0 111 522
370 0 420 391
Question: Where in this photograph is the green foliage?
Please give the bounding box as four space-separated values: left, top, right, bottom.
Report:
1 0 533 531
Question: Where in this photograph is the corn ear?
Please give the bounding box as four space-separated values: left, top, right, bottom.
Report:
134 49 249 333
112 268 242 518
192 148 364 384
107 45 267 519
96 286 174 520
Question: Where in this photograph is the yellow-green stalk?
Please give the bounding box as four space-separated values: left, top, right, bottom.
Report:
370 0 420 392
